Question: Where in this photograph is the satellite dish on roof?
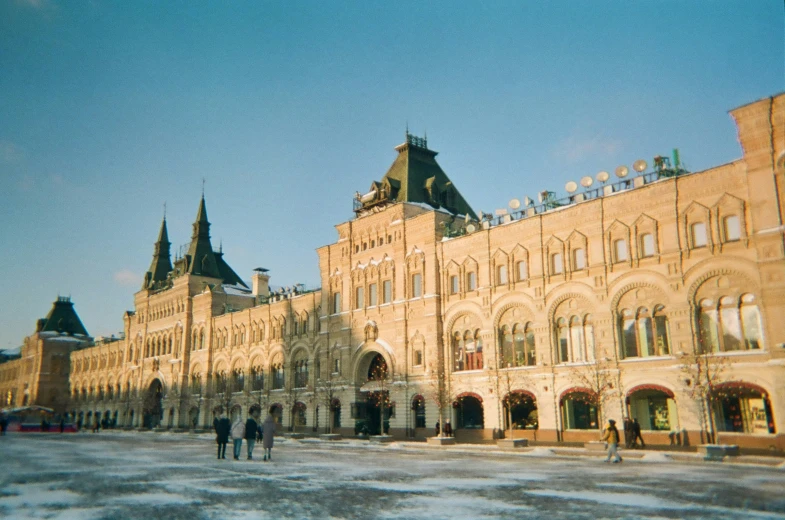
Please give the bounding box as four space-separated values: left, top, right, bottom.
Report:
565 181 578 193
495 208 508 216
466 224 476 233
580 176 593 188
596 171 610 183
509 198 521 210
633 159 648 173
615 165 629 178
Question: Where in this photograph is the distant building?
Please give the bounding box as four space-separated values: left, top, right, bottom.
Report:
4 93 783 449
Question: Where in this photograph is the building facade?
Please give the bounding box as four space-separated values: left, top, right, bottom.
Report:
5 93 784 449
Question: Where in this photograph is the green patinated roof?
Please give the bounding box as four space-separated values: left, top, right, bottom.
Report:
378 135 478 219
37 297 89 336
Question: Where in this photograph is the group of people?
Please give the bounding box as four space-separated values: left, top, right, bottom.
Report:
434 420 453 437
214 405 277 461
602 417 646 464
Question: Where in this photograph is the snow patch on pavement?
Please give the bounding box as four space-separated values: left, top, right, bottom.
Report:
525 489 690 509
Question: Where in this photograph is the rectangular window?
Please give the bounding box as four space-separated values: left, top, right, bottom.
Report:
332 292 341 314
640 233 655 257
516 260 527 281
573 248 586 270
355 287 364 309
450 275 459 294
368 283 377 306
614 239 628 262
382 280 392 303
333 358 341 374
551 253 563 274
691 222 707 248
724 215 740 242
414 350 423 366
467 271 477 291
496 265 508 285
412 273 422 298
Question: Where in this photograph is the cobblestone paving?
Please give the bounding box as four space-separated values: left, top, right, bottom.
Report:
1 432 784 519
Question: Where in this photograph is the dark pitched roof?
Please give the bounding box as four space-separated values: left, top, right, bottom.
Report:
378 134 478 219
143 218 173 289
215 251 248 288
37 297 89 336
183 196 222 279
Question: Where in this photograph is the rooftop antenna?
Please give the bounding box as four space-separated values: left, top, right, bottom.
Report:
201 178 206 197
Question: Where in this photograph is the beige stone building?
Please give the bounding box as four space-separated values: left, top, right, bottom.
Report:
5 93 784 449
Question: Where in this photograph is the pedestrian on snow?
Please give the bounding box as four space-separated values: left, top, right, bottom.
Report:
261 406 277 461
230 415 245 460
59 417 65 433
632 418 645 448
245 408 260 460
623 418 633 448
215 412 231 459
93 420 100 433
76 418 82 431
435 421 440 437
601 419 623 463
0 415 8 436
41 419 47 432
443 419 453 437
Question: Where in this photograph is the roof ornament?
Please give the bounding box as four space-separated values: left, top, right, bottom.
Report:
201 177 206 198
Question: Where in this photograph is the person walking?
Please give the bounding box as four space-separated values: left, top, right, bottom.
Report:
261 406 277 461
623 418 633 448
230 415 245 460
434 421 440 437
601 419 623 463
632 418 646 448
59 417 65 434
245 407 260 460
215 412 231 460
443 419 453 437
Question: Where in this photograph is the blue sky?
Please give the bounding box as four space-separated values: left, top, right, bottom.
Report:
0 0 783 350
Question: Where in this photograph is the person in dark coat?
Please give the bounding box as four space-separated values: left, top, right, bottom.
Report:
0 415 8 436
215 412 231 459
435 421 440 437
261 406 277 461
632 418 646 448
623 418 633 448
59 418 65 433
443 420 453 437
245 408 260 460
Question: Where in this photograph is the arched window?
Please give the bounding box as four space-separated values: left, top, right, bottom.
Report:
620 306 670 358
561 390 599 430
554 311 593 364
499 322 535 368
698 294 762 353
454 395 484 429
294 358 309 388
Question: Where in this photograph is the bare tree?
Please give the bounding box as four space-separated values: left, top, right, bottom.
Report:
490 361 536 439
680 348 728 444
425 363 451 438
316 359 342 434
367 360 392 436
567 357 618 427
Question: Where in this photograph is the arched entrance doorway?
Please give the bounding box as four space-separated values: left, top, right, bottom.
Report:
356 353 392 436
712 382 775 435
142 379 163 429
454 394 484 429
503 391 538 431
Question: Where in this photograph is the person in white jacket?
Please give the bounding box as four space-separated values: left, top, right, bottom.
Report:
230 415 245 461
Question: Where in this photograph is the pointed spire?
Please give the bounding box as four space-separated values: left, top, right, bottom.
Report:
185 195 220 279
144 214 173 289
196 195 209 224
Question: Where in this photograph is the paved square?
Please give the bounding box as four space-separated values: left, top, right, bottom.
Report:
1 433 784 519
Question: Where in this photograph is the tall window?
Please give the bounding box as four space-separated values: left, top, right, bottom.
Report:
619 306 670 359
496 265 508 285
272 361 285 390
466 271 477 291
412 273 422 298
231 368 244 392
368 283 378 306
698 294 763 353
551 253 563 274
516 261 528 281
499 322 536 367
640 233 655 257
332 292 341 314
572 248 586 270
723 215 741 242
294 359 308 388
251 366 264 391
383 280 392 303
555 315 594 363
450 275 459 294
691 222 707 248
355 287 364 309
614 239 628 262
453 328 482 371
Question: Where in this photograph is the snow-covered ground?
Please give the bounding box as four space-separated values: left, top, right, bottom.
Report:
1 432 784 519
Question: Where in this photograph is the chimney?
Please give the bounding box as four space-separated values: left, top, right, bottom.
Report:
252 268 270 297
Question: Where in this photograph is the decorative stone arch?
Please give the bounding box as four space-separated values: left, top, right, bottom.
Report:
609 279 671 312
247 346 266 365
229 355 247 372
492 300 536 330
351 340 395 385
212 356 230 373
713 381 770 397
685 264 760 303
454 391 483 403
142 373 168 396
504 389 537 402
267 346 286 370
545 289 597 324
443 308 484 338
626 384 675 399
558 386 596 403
